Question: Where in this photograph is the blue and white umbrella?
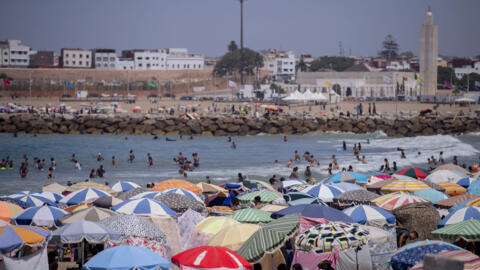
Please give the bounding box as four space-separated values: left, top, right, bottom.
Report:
10 191 36 196
448 199 476 213
7 194 56 207
130 191 162 200
343 205 395 226
456 178 474 188
413 189 449 204
467 181 480 196
425 170 469 184
59 188 111 206
110 181 140 193
327 172 369 184
301 184 344 202
12 205 68 227
331 182 364 192
34 192 64 203
161 188 202 203
438 206 480 227
282 179 307 191
111 198 177 217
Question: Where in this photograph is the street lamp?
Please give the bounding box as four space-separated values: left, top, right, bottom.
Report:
238 0 245 85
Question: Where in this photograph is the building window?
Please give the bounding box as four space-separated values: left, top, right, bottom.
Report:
103 57 108 61
72 54 76 58
137 57 143 60
110 57 115 61
110 63 114 67
72 61 76 64
96 57 101 61
79 54 83 58
86 55 89 59
66 54 69 57
79 61 83 65
146 57 150 60
86 61 89 66
96 63 101 67
147 63 151 68
193 64 196 68
138 64 142 67
66 60 69 64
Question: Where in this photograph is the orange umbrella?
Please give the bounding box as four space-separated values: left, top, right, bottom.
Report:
437 182 466 197
0 201 23 222
151 179 202 194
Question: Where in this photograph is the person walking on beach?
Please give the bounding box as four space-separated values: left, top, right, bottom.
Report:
128 150 135 163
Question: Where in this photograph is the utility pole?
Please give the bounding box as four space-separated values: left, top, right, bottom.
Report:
239 0 245 85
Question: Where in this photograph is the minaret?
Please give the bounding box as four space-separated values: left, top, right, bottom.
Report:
419 8 438 96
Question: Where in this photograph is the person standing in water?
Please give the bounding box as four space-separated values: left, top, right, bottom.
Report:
283 136 288 142
50 158 56 170
97 153 104 161
47 167 53 179
129 150 135 163
290 167 299 179
342 140 346 151
147 153 153 167
304 166 312 181
111 156 116 166
294 150 301 162
232 141 237 149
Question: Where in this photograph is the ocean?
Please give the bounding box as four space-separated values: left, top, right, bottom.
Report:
0 132 479 195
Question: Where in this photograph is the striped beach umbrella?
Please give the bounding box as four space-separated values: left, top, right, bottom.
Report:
282 179 307 191
301 184 344 202
396 167 429 179
457 177 474 188
271 204 353 222
433 219 480 242
0 225 51 254
172 246 252 270
58 206 117 225
327 172 369 184
110 181 140 193
411 250 480 270
34 192 64 203
7 194 56 207
0 201 23 222
12 205 68 227
449 199 476 213
151 179 202 194
84 246 171 270
373 192 429 211
413 189 449 204
438 206 480 227
232 208 273 224
437 182 467 196
466 198 480 207
129 191 162 200
425 170 469 184
437 193 479 209
162 188 203 203
343 205 395 226
111 198 177 217
60 188 111 206
237 190 283 204
331 182 364 192
381 179 431 193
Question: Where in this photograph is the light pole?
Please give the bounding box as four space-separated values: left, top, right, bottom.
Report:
239 0 245 85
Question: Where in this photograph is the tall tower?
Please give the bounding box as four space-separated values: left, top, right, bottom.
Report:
419 9 438 96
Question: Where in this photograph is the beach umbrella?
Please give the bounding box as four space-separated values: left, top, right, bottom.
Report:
381 178 432 193
64 203 91 213
232 208 273 224
432 164 470 175
396 167 429 179
333 189 380 205
327 171 369 184
34 191 64 203
58 206 117 225
271 204 353 222
130 191 162 200
42 182 66 194
84 245 170 270
154 193 205 214
110 181 140 193
301 184 344 202
7 194 56 207
466 197 480 207
0 197 29 209
436 193 479 209
284 192 315 202
208 223 260 250
64 181 116 195
245 180 275 191
343 205 395 226
410 250 480 270
433 219 480 242
437 182 467 196
12 205 68 227
288 197 325 206
425 170 470 184
197 182 228 195
295 222 370 253
92 196 123 208
172 246 252 270
51 220 122 244
260 204 287 213
237 189 283 205
438 206 480 227
413 189 450 204
457 177 474 188
372 192 429 211
366 179 396 192
449 198 476 213
237 214 300 263
116 187 148 200
162 188 203 203
111 198 177 217
467 180 480 196
151 179 202 194
331 182 364 192
99 215 167 244
420 178 446 192
0 201 23 222
282 179 307 191
369 174 396 185
195 216 238 235
0 225 51 254
389 240 465 270
10 191 36 196
60 188 111 206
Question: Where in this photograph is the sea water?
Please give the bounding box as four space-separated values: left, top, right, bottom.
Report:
0 132 479 195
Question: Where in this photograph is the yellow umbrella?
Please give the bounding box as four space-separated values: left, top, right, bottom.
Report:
196 183 228 196
466 198 480 207
437 182 467 196
380 178 431 193
194 216 238 235
207 223 260 250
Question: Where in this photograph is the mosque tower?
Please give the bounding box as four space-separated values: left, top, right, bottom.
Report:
419 8 438 96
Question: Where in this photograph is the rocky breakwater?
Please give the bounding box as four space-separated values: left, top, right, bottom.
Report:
1 113 480 137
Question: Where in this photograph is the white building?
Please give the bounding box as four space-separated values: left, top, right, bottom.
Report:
0 40 34 67
454 62 480 79
264 49 296 82
121 49 167 70
93 49 118 69
166 48 204 70
61 48 92 68
386 60 411 71
117 58 134 70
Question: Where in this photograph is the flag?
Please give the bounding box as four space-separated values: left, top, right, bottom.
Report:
402 76 408 81
228 80 237 88
3 79 10 85
475 81 480 88
149 81 158 88
417 76 424 83
66 82 74 88
444 81 452 88
383 76 392 83
325 80 332 87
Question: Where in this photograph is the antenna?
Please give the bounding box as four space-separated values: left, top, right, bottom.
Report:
339 41 345 57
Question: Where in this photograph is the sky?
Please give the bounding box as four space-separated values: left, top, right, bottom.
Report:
0 0 479 58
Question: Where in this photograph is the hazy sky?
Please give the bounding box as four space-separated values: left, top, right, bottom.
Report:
1 0 479 58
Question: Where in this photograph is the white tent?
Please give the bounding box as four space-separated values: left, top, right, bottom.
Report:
456 97 475 103
283 90 302 100
313 92 328 101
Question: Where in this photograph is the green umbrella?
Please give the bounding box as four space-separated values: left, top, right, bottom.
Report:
237 190 283 204
237 214 300 263
432 219 480 242
232 208 273 224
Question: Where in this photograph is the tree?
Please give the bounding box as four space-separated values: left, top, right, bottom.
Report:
400 51 414 58
296 58 308 72
378 34 399 60
309 56 354 72
228 41 238 52
458 73 480 91
437 66 457 85
214 48 263 77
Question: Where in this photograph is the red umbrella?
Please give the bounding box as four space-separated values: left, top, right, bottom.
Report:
172 246 252 270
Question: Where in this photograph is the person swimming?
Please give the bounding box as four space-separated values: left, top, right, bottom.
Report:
361 155 367 164
97 153 104 161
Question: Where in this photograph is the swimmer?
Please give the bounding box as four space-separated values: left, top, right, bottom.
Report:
75 161 82 171
287 159 293 168
50 158 55 170
283 136 288 142
153 136 158 140
193 153 200 167
401 151 406 159
289 167 299 179
348 165 353 172
97 153 104 161
227 137 232 142
361 156 367 164
124 136 128 140
47 167 53 179
147 153 153 167
96 165 105 178
129 150 135 163
112 156 116 166
89 169 96 178
189 136 194 140
342 140 346 151
232 141 237 149
71 154 76 163
7 160 13 170
294 150 301 162
178 152 185 164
